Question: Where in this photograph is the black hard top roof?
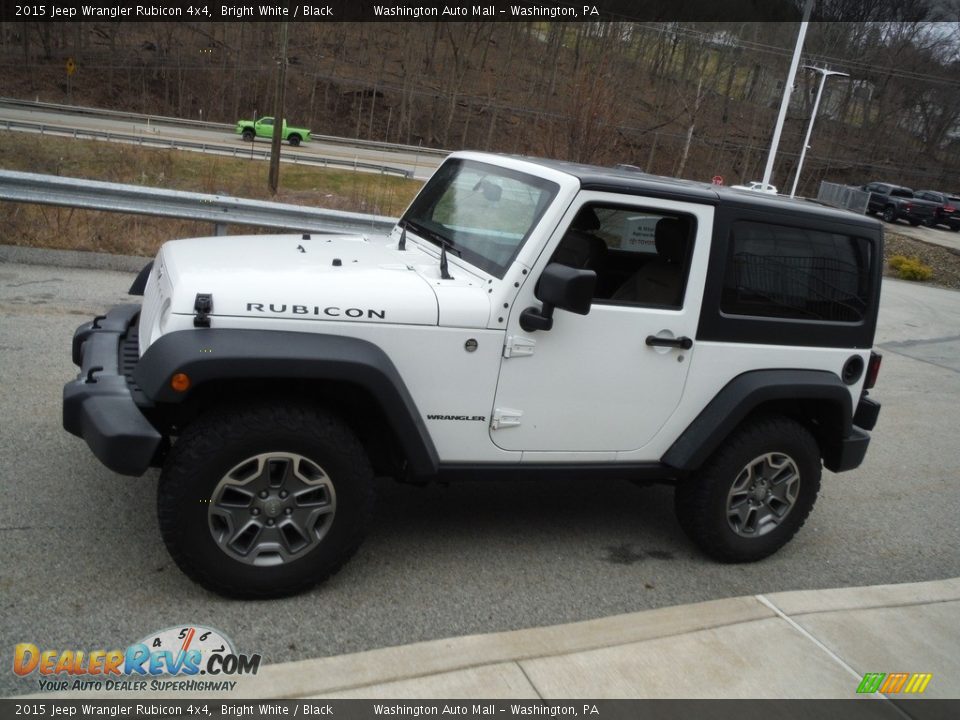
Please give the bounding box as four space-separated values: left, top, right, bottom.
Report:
518 156 881 230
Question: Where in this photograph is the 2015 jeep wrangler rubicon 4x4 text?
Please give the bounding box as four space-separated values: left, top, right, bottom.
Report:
64 152 883 597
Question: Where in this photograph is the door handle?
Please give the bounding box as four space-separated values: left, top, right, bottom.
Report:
646 335 693 350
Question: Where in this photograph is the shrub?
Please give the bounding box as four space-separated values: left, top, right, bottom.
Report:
889 255 933 281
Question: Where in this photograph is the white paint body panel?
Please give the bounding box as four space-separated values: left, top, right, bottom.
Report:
492 194 714 454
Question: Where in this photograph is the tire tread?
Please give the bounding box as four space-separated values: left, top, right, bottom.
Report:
158 402 374 598
675 415 821 563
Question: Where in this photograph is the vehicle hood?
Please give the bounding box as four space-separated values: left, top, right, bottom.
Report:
148 233 491 331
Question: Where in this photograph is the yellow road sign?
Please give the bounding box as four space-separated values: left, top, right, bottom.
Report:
66 58 76 76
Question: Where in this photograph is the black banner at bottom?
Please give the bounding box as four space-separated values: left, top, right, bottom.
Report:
2 700 959 720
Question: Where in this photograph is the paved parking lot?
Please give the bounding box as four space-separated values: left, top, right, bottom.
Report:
882 217 960 251
2 257 959 698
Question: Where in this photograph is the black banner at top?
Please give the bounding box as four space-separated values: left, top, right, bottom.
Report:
1 0 954 23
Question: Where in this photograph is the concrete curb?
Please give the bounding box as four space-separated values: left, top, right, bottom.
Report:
14 577 960 700
0 244 149 273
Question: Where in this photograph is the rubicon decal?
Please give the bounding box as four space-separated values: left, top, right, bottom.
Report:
13 625 261 693
247 302 386 319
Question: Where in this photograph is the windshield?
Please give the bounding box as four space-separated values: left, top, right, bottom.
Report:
402 159 559 278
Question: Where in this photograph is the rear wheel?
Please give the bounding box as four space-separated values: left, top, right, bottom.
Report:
882 206 897 223
158 402 374 598
674 416 821 563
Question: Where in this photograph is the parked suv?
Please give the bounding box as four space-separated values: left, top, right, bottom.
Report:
914 190 960 231
862 182 939 226
64 152 883 597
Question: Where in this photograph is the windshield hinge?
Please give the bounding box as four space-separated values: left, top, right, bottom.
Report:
503 336 536 358
491 408 523 431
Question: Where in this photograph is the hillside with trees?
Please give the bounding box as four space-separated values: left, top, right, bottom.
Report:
2 18 959 193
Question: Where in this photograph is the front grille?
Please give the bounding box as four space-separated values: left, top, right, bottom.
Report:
119 318 149 406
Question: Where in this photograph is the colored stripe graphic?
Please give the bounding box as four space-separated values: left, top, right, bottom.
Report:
857 673 885 694
904 673 933 694
857 672 932 694
879 672 909 693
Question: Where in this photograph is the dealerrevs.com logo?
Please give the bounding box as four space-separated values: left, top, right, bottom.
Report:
13 625 261 693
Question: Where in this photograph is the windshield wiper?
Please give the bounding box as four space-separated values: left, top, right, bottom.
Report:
399 218 459 280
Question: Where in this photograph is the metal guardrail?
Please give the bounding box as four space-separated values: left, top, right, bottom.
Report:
0 96 449 158
2 118 416 178
0 169 399 237
817 181 870 215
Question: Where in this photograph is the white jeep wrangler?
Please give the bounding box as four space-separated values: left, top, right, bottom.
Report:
64 152 883 597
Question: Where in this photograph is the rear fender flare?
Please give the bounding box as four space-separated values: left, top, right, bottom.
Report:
662 370 852 471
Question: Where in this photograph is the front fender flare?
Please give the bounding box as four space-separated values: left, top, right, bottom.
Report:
135 329 439 476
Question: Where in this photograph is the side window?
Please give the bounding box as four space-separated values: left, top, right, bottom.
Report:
261 118 273 126
720 221 872 323
548 204 696 308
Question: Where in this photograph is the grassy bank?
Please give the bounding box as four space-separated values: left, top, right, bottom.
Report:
0 133 422 257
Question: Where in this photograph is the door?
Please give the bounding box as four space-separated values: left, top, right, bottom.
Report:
491 196 713 454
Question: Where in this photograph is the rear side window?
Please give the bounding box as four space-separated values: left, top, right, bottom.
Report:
721 221 872 323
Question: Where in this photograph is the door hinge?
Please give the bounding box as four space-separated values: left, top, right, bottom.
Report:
503 335 536 358
491 407 523 430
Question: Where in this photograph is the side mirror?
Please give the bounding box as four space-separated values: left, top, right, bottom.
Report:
519 263 596 332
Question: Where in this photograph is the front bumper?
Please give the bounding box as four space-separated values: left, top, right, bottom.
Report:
63 304 161 476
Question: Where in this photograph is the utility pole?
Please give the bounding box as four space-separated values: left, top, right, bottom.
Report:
789 67 849 198
268 21 289 195
761 0 813 192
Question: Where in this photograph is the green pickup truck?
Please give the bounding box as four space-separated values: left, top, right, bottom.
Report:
235 116 311 146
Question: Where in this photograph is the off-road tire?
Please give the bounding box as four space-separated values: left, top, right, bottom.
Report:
674 416 821 563
882 206 897 223
242 129 255 142
158 402 374 598
288 134 301 147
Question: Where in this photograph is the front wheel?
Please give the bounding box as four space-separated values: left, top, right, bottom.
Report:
158 402 374 598
288 134 301 147
242 129 255 142
674 416 821 563
882 206 897 223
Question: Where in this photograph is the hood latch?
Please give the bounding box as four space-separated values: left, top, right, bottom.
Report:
194 293 213 328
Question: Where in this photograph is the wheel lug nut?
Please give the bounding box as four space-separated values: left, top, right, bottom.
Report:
258 490 268 498
279 490 288 499
266 519 275 526
251 508 260 516
284 508 293 515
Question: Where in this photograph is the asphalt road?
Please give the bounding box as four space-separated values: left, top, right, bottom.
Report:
2 258 959 697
